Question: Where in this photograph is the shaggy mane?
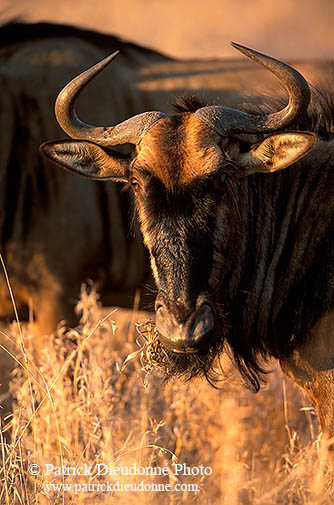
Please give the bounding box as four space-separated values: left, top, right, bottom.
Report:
239 78 334 140
173 94 208 113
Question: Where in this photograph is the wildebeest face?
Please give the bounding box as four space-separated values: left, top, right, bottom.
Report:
42 111 316 358
131 115 231 353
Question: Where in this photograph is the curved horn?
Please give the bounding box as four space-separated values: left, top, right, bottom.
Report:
55 51 165 146
195 43 310 134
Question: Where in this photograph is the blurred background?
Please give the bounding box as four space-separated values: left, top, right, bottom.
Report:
2 0 334 60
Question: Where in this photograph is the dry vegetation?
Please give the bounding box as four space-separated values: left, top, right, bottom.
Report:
0 285 334 504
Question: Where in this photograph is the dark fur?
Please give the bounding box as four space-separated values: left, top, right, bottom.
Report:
173 94 208 114
2 92 57 246
240 83 334 140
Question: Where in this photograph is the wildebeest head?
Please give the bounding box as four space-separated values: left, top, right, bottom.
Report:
41 43 317 380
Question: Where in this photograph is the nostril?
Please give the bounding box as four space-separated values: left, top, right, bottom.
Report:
192 303 215 342
155 300 164 313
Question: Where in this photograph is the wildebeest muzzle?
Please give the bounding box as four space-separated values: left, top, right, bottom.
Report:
155 292 215 353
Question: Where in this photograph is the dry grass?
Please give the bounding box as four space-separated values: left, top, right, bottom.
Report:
0 284 334 504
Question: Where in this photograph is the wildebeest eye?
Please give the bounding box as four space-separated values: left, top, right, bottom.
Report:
130 177 140 191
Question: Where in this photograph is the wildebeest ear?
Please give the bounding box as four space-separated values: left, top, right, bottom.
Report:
238 132 317 176
40 140 130 182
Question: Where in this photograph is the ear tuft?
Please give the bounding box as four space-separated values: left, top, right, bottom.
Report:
238 131 317 176
40 140 129 181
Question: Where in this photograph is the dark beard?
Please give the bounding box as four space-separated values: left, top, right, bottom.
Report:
137 305 269 391
137 312 229 388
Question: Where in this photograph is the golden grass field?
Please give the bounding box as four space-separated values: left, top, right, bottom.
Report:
0 283 334 504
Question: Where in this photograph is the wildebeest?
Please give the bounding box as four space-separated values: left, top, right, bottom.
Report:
42 43 334 443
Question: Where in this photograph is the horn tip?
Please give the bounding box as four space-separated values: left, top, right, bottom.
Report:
108 50 120 62
90 51 120 74
231 41 250 54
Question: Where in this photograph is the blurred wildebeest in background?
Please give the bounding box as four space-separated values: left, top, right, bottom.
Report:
43 44 333 446
0 21 329 335
0 22 163 335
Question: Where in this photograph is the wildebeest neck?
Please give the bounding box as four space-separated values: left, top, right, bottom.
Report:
224 150 334 361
